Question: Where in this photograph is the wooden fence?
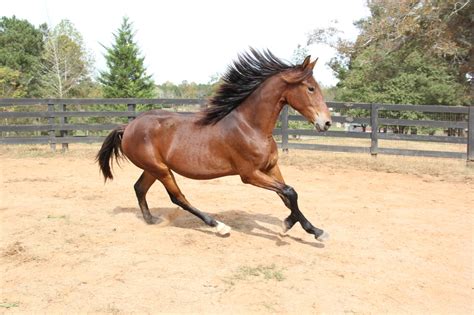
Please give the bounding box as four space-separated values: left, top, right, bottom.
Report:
0 98 472 161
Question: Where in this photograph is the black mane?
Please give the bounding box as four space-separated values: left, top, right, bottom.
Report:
197 48 294 125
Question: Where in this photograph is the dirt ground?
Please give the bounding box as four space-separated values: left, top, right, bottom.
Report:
1 145 473 313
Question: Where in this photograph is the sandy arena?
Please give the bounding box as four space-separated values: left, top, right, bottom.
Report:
1 145 473 313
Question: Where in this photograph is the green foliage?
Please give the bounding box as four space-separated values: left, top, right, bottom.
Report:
308 0 471 134
335 48 465 106
0 66 26 97
310 0 471 107
156 80 219 99
40 20 94 98
0 16 46 96
98 17 155 103
321 85 337 101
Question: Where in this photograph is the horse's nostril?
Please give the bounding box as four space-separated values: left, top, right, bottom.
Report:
325 121 332 127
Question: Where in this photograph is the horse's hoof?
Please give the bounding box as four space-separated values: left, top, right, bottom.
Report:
279 221 289 236
144 216 156 224
316 231 329 242
215 221 231 236
144 215 163 225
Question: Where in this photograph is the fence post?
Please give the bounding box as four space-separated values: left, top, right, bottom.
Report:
468 105 474 162
370 103 379 156
281 105 289 153
59 104 68 152
47 103 56 152
128 103 136 122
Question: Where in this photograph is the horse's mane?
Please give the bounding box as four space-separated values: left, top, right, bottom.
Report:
197 48 295 125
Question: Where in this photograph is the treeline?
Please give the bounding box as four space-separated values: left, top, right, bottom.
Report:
303 0 472 134
0 16 221 100
309 0 472 106
1 0 472 111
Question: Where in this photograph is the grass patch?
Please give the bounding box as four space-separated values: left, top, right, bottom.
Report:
47 215 68 219
225 264 286 285
0 301 19 309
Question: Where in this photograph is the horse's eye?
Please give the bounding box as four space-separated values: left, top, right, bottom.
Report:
308 86 315 92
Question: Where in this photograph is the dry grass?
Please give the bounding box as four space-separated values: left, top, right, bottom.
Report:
279 150 473 183
290 136 466 152
0 142 472 183
0 144 98 159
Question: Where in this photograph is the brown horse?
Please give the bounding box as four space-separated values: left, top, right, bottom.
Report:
97 49 332 241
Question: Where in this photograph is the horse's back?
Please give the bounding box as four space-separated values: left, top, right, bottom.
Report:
121 110 189 167
121 110 235 178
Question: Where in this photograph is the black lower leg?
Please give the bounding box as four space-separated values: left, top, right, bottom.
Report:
277 192 291 208
166 190 218 227
283 213 298 230
281 185 324 238
134 174 155 224
295 211 324 238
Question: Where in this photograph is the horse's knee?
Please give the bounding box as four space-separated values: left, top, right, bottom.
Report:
282 185 298 202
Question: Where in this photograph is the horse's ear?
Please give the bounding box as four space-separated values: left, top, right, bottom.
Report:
283 55 315 83
301 55 311 69
308 57 318 70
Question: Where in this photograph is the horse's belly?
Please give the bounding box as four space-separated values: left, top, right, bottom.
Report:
166 153 235 179
163 134 236 180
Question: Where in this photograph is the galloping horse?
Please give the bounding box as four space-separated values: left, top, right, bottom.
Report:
97 49 332 241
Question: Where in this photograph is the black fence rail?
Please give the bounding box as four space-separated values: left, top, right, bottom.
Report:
0 98 472 160
0 98 205 151
276 102 472 160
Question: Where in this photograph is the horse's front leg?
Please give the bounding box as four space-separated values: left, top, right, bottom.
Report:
240 167 328 242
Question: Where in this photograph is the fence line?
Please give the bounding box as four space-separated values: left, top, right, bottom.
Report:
0 98 472 160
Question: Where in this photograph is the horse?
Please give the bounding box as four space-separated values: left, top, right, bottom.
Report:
97 49 332 241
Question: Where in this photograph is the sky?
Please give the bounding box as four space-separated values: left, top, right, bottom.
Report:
3 0 370 86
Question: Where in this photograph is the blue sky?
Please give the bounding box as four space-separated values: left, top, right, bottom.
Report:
3 0 369 86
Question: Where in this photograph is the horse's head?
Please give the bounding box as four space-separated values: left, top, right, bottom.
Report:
281 56 332 132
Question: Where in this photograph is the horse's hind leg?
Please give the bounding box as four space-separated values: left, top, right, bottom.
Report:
156 169 231 235
134 171 157 224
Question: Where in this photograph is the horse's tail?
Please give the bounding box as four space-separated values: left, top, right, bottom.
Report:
96 125 126 182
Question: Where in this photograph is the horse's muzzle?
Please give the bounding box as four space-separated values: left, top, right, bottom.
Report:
314 119 331 132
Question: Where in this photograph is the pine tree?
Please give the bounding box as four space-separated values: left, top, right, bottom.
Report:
99 17 155 98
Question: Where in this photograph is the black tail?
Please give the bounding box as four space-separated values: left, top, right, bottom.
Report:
96 125 126 182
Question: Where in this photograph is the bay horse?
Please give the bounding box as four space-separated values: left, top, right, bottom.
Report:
97 49 332 241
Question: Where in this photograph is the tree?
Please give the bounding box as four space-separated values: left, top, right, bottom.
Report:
0 16 46 96
98 17 155 99
155 80 219 99
308 0 472 134
0 66 26 97
308 0 471 106
291 44 310 64
40 19 94 98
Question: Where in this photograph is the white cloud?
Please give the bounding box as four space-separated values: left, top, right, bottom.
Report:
3 0 369 86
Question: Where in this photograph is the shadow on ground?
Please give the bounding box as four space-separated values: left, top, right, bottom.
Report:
112 206 324 248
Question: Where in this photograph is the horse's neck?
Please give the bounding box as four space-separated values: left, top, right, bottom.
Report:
232 76 286 135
